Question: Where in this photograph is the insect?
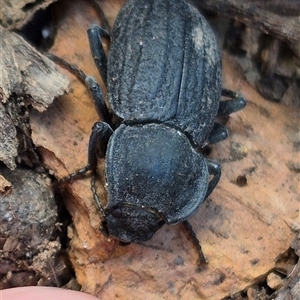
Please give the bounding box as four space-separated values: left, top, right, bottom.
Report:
56 0 246 264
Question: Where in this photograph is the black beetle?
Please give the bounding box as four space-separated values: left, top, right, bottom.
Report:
58 0 246 264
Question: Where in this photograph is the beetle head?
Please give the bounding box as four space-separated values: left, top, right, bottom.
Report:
102 204 164 243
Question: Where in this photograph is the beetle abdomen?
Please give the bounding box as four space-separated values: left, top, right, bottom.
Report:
108 0 221 145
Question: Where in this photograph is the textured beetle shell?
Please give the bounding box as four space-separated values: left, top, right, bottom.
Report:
108 0 222 145
106 124 208 232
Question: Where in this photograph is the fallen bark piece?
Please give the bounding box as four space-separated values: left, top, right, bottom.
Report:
0 26 69 111
274 232 300 300
0 174 12 196
0 26 69 169
0 167 63 289
267 272 284 290
195 0 300 42
0 0 59 29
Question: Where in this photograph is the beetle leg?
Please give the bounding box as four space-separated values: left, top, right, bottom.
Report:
47 52 112 125
182 160 221 265
58 164 92 185
91 174 106 220
59 122 113 185
87 24 110 85
87 121 114 165
205 160 221 198
218 89 246 116
182 220 206 265
207 122 228 144
88 121 113 218
89 1 111 34
85 76 112 125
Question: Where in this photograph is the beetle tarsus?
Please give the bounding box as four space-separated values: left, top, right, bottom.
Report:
89 0 111 34
45 53 87 83
91 174 106 218
183 220 207 265
59 164 92 185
